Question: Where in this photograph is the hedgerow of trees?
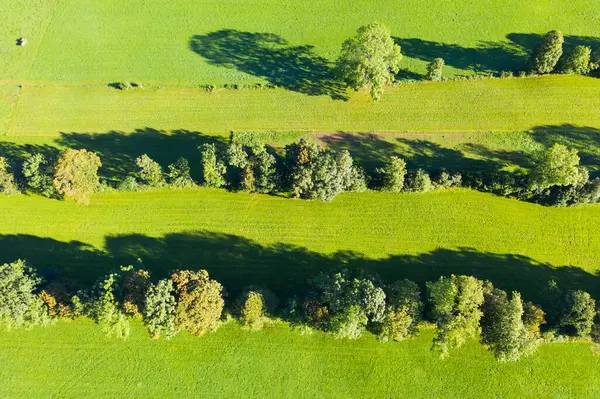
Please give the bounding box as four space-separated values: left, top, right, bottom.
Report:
1 133 599 208
2 257 600 363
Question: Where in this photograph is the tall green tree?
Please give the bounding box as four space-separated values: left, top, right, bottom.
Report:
52 149 101 205
427 275 484 358
200 144 226 188
337 22 402 100
531 30 564 73
22 153 55 197
532 144 587 189
168 157 195 188
481 286 537 362
378 156 407 192
286 139 365 201
135 154 165 187
561 45 592 75
0 260 52 329
378 279 422 342
561 290 596 337
426 58 444 81
144 279 178 339
0 157 19 196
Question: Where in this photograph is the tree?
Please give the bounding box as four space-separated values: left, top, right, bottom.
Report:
168 157 195 188
426 58 444 81
53 149 101 205
404 169 433 192
0 157 18 196
170 270 224 336
135 154 165 187
200 144 226 188
427 275 484 358
337 22 402 100
251 145 277 193
0 260 52 329
561 290 596 337
90 272 130 339
532 144 586 189
561 45 592 75
237 290 268 331
481 286 537 362
378 156 407 192
226 143 278 193
522 301 546 338
144 279 178 339
311 269 386 339
120 265 150 317
531 30 564 74
379 279 422 342
285 139 365 201
22 153 55 197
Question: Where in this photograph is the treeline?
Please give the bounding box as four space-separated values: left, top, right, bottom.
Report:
2 259 600 362
0 134 598 206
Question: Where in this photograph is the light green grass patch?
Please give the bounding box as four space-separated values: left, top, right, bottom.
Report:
2 75 599 137
0 320 599 398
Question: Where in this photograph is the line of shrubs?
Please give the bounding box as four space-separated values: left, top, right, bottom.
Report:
2 259 600 362
0 134 598 206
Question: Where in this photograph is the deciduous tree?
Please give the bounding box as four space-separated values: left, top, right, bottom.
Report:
337 22 402 100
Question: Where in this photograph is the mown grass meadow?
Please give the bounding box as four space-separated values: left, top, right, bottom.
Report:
1 320 599 399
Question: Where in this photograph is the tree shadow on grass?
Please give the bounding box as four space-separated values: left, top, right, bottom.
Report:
394 33 600 75
0 231 597 303
0 128 229 184
189 29 347 100
319 132 525 174
57 128 229 183
530 124 600 176
394 37 528 73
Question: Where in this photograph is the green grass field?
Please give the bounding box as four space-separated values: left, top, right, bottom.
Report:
1 0 599 84
2 0 600 396
1 320 599 399
0 75 598 137
0 188 598 301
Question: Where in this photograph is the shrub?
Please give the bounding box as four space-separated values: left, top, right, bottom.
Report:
330 304 368 339
170 270 224 336
426 58 444 81
53 149 101 205
0 157 19 196
337 22 402 100
404 169 433 193
168 157 195 188
561 290 596 337
22 153 55 197
531 30 564 73
226 143 278 193
238 290 266 331
135 154 165 187
117 176 141 192
433 170 462 188
427 275 484 358
144 279 178 339
0 260 53 329
200 143 226 188
561 45 592 75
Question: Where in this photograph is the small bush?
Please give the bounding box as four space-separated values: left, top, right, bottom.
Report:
404 169 433 193
426 58 444 81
